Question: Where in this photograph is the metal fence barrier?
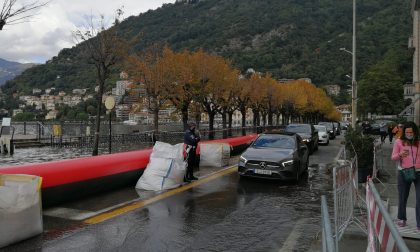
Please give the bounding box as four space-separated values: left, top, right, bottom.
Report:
333 161 353 245
366 178 409 252
321 195 336 252
332 145 367 251
372 139 392 193
372 140 384 178
330 137 408 252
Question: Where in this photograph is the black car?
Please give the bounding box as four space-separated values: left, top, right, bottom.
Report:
238 132 309 181
284 123 319 154
318 121 336 139
333 122 341 135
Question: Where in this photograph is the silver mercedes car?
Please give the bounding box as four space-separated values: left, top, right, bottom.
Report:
238 132 309 181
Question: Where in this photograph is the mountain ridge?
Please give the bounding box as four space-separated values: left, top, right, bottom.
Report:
1 0 412 97
0 58 36 86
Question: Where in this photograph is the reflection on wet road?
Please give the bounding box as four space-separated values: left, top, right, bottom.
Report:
37 171 330 251
28 136 343 252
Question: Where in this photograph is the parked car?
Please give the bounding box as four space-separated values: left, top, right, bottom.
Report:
284 123 319 154
314 125 329 145
318 121 336 139
238 132 309 181
333 122 341 135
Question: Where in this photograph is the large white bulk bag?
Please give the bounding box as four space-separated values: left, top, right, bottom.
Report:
136 142 186 191
199 143 231 167
0 174 43 248
150 141 184 161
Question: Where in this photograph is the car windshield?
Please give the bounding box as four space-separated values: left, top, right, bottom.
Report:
285 124 311 133
314 125 327 132
252 135 295 149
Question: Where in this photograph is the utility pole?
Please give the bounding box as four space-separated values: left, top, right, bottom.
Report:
352 0 357 128
340 0 357 128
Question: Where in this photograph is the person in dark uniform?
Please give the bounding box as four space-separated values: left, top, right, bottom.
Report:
184 122 200 182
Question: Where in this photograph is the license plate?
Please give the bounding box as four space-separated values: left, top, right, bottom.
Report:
254 169 272 175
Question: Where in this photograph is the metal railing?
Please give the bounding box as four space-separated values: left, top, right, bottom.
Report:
40 125 283 149
321 195 336 252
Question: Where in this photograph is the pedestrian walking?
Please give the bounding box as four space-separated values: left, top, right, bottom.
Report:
380 123 387 143
184 122 200 182
388 123 394 143
392 123 404 140
391 121 420 231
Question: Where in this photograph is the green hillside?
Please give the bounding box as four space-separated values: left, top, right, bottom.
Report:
1 0 412 102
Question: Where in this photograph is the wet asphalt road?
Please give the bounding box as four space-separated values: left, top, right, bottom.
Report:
4 135 344 252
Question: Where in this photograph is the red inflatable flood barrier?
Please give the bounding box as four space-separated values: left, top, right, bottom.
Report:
0 149 153 189
0 134 257 206
203 134 256 148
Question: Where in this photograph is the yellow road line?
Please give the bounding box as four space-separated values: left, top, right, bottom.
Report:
84 165 238 224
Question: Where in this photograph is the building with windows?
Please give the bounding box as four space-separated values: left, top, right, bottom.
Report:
324 85 341 96
405 0 420 123
336 104 351 122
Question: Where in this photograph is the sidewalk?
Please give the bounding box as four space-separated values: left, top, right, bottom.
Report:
339 138 420 251
376 138 420 240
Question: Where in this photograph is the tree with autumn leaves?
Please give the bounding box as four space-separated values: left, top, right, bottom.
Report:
127 47 340 134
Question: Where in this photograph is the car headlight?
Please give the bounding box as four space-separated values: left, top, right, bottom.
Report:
302 138 311 143
239 156 247 163
282 160 294 166
322 134 328 138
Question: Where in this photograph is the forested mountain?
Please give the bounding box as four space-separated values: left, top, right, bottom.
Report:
1 0 412 109
0 58 36 86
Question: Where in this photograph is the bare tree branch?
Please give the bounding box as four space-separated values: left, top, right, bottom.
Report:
74 10 128 156
0 0 48 30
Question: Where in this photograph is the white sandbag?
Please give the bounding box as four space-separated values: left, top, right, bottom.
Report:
199 143 231 167
136 142 186 191
0 174 43 248
150 141 184 160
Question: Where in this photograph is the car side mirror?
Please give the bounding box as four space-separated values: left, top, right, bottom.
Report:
314 130 318 134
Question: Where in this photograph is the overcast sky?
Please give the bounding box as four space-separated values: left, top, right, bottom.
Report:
0 0 176 64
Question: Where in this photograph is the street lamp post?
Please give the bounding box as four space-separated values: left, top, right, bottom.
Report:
340 0 357 128
104 96 115 154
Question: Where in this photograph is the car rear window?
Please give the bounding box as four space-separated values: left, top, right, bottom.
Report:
252 135 295 149
314 125 327 132
318 122 333 130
